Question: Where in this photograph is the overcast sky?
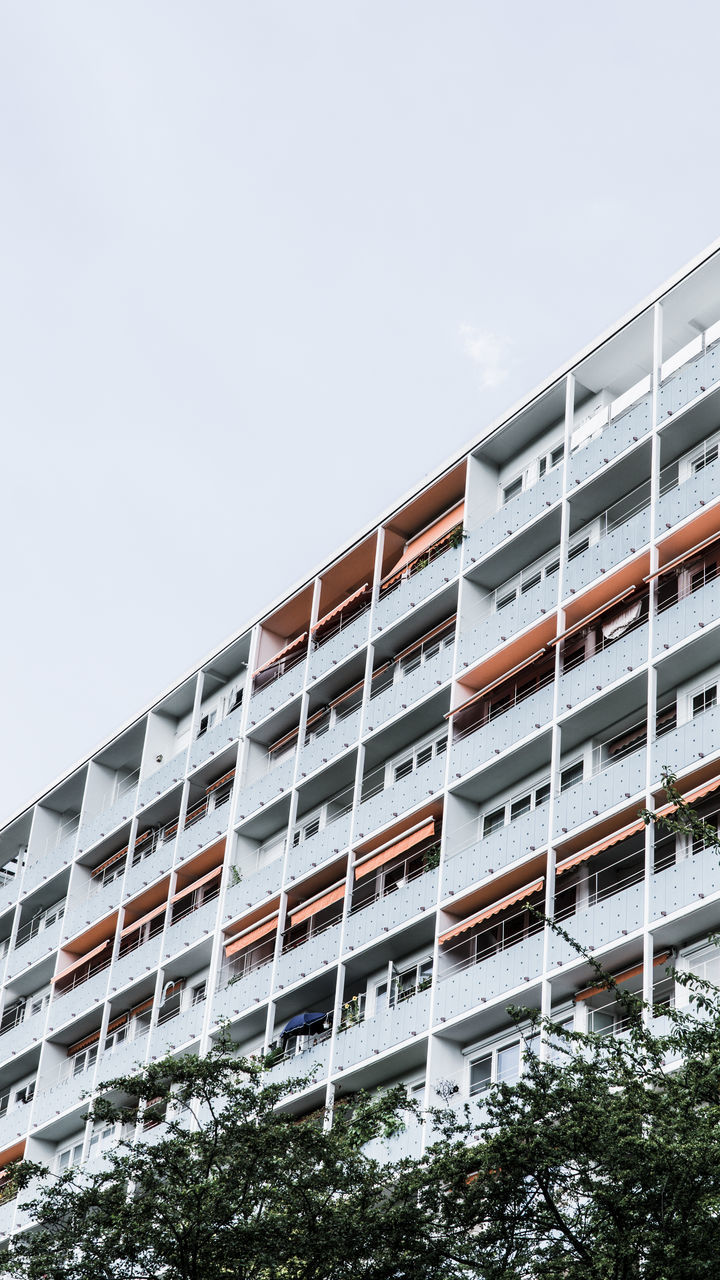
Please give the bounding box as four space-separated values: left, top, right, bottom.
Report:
2 1 720 820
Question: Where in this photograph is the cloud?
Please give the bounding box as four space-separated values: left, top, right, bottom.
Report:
459 325 511 389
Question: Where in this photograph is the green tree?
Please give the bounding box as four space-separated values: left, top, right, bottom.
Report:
0 1040 437 1280
6 771 720 1279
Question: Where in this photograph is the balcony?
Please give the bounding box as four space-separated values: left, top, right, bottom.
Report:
23 829 77 892
6 915 64 978
374 545 461 633
451 684 554 781
189 702 244 772
124 832 176 899
275 921 343 988
250 661 306 725
651 845 720 919
50 968 109 1025
0 1103 31 1151
137 748 187 811
96 1031 150 1082
333 987 432 1069
364 1121 424 1162
236 758 295 821
358 752 447 841
177 804 231 860
435 933 543 1022
77 784 138 855
151 1004 205 1055
0 1198 16 1238
367 647 454 732
224 860 283 922
654 577 720 655
344 867 439 951
111 938 163 993
564 508 650 598
308 610 371 682
442 806 549 899
559 624 647 711
33 1067 94 1127
266 1037 331 1092
163 897 219 958
212 963 273 1021
466 469 563 565
298 710 362 779
549 881 644 963
554 748 647 838
651 703 720 781
657 454 720 532
568 390 652 487
64 877 122 938
288 811 352 880
0 1007 46 1063
458 577 557 671
658 340 720 419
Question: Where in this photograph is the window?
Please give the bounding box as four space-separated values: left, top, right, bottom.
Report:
510 794 532 821
197 710 216 738
71 1044 98 1077
502 476 523 505
57 1140 84 1172
104 1023 128 1053
192 981 207 1006
469 1039 521 1095
692 684 717 717
560 761 584 792
87 1123 115 1158
483 807 505 836
567 536 590 562
15 1082 34 1106
693 442 719 473
482 778 551 837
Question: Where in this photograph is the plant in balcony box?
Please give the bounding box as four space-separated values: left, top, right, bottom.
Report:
423 844 441 871
448 525 465 549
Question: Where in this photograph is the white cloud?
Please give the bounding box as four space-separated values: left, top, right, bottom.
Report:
459 325 511 389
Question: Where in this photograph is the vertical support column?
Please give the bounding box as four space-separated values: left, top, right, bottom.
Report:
643 301 664 1018
540 373 574 1050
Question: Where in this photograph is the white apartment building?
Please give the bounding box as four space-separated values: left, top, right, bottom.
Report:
1 242 720 1228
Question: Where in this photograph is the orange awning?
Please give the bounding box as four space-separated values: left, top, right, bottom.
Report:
90 844 129 880
312 584 370 638
171 866 222 906
439 877 544 946
575 951 671 1002
290 882 345 926
68 1028 101 1056
394 616 456 664
548 587 638 647
383 503 464 586
253 632 308 679
644 531 720 582
225 915 278 957
556 820 646 876
445 649 547 719
355 819 435 880
206 769 235 794
120 901 167 938
53 938 113 984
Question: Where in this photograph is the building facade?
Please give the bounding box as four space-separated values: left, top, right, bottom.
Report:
1 244 720 1227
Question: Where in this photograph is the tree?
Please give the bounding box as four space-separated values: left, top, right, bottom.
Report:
0 1039 440 1280
395 770 720 1279
6 772 720 1280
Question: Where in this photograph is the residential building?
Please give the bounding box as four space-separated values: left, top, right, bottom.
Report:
2 242 720 1228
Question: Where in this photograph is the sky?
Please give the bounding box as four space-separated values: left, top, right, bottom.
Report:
2 0 720 820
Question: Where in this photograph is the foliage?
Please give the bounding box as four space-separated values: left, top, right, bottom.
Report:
6 771 720 1278
0 1037 425 1280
